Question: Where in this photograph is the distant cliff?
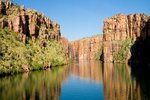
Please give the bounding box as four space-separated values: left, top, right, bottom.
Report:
69 35 103 60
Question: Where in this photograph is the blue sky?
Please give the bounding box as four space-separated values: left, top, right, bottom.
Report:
14 0 150 41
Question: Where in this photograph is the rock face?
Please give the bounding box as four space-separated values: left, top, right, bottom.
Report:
69 36 103 60
103 13 150 63
2 1 149 64
69 13 150 63
0 1 61 43
60 37 69 53
60 37 69 63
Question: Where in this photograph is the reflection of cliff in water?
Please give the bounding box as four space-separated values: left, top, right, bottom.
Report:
0 66 69 100
130 64 150 100
103 63 150 100
71 60 103 83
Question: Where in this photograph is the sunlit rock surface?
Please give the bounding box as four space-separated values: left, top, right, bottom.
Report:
103 13 150 63
0 1 61 42
69 36 103 60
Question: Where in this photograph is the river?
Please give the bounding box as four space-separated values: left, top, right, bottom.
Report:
0 60 150 100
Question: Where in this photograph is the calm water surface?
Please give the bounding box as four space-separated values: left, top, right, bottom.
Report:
0 60 150 100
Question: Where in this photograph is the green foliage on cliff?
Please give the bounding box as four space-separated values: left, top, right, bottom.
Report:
81 34 102 40
0 28 67 75
95 45 103 60
113 38 134 63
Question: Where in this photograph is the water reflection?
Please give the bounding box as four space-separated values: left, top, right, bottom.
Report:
0 61 150 100
103 63 150 100
130 64 150 100
60 60 104 100
71 60 103 82
0 66 69 100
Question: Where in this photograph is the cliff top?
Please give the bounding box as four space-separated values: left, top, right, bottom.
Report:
70 34 103 43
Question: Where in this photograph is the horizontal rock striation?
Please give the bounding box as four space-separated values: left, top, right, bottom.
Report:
103 13 150 63
69 36 103 60
0 1 61 43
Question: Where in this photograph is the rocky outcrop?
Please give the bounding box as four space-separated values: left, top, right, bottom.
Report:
69 35 103 60
0 1 61 43
103 13 150 63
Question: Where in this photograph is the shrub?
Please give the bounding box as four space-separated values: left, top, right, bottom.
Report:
0 28 67 75
114 38 134 63
95 45 103 60
0 28 28 74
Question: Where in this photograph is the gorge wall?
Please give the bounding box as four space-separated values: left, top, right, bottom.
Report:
103 13 150 63
69 35 103 60
0 1 69 53
0 1 67 43
69 13 150 64
0 1 69 74
1 1 150 64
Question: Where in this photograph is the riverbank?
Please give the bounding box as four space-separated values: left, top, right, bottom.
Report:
0 28 68 76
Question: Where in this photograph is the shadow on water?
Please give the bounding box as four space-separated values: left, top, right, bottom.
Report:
130 63 150 100
127 17 150 100
0 66 69 100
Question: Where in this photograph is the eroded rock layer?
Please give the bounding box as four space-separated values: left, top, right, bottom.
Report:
0 1 61 43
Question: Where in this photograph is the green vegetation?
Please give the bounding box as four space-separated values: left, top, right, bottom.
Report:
113 63 132 85
81 34 103 40
0 28 67 75
40 23 46 28
95 45 103 60
143 13 149 18
114 38 134 63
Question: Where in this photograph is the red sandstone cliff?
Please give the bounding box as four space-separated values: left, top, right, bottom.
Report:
103 13 150 63
60 37 69 53
2 1 148 63
69 13 150 63
0 1 61 43
69 35 103 60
